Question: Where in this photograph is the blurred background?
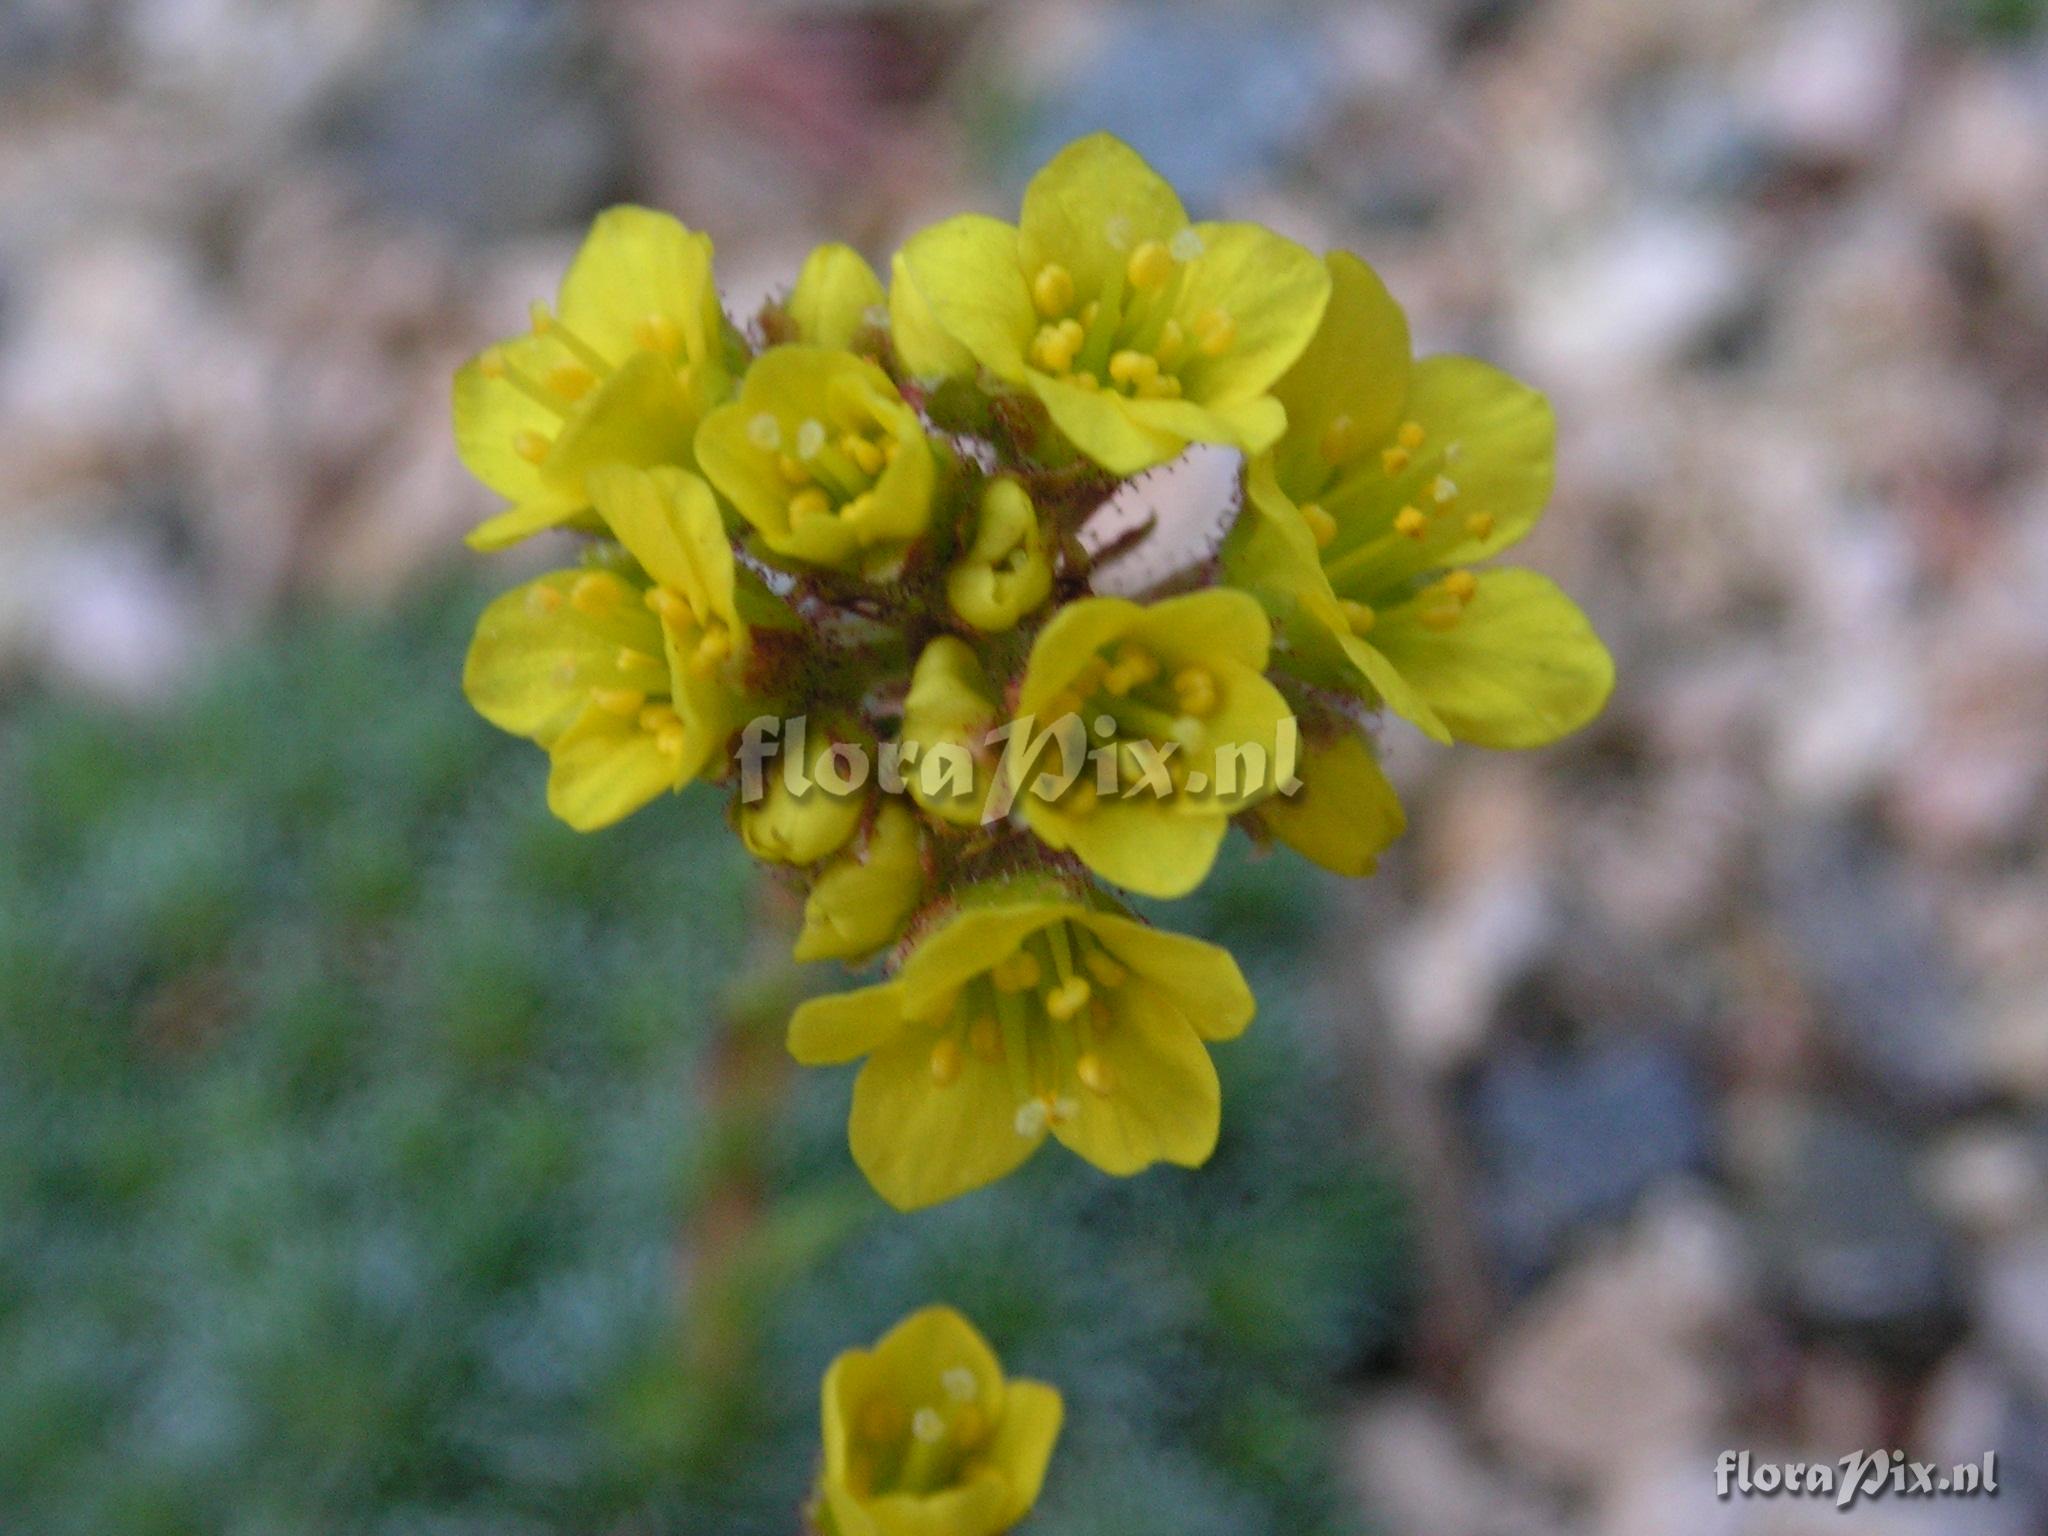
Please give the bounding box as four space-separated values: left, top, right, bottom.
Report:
3 0 2047 1532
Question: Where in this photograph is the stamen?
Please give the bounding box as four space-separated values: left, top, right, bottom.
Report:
479 349 570 416
1172 666 1218 716
545 362 597 401
789 487 832 522
632 312 681 355
912 1408 946 1444
929 1037 963 1086
1380 445 1411 475
1125 240 1174 291
1102 644 1160 695
1417 601 1463 632
656 725 687 757
968 1015 1003 1062
1032 263 1075 317
1340 599 1377 635
689 628 731 678
1081 948 1125 988
592 686 645 716
776 454 810 485
645 587 688 620
570 572 622 616
1320 415 1364 464
991 951 1041 993
639 704 682 733
1393 506 1429 539
616 645 661 672
1444 569 1479 601
1430 474 1458 505
513 430 552 465
1154 319 1186 366
1045 976 1091 1022
1013 1099 1049 1138
1465 511 1495 540
1299 502 1338 548
796 418 827 460
841 433 884 476
1397 420 1427 450
1076 1051 1114 1095
1193 308 1236 355
525 584 563 615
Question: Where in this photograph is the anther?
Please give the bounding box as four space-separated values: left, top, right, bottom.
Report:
992 951 1041 993
1394 506 1429 539
632 312 681 354
777 454 810 485
1299 503 1338 548
570 572 621 616
1076 1052 1114 1095
592 686 645 716
1380 445 1411 475
841 433 884 476
789 487 832 522
1103 644 1160 695
1320 415 1364 464
1340 599 1377 635
1193 307 1236 356
1108 350 1160 390
1125 240 1174 291
645 587 688 620
929 1037 963 1086
1465 511 1495 540
1397 420 1426 450
616 645 661 673
1155 319 1186 365
968 1016 1003 1061
746 413 782 450
513 430 552 465
545 362 596 401
525 584 563 615
1417 601 1463 632
1032 263 1075 317
1443 569 1479 601
1045 976 1092 1022
656 725 687 757
1172 666 1218 716
1082 949 1126 988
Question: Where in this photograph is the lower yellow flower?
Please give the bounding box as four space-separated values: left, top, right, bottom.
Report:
814 1306 1062 1536
788 880 1253 1210
1012 589 1295 898
462 465 770 830
696 346 938 577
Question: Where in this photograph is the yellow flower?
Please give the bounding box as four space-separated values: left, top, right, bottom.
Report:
889 251 977 383
899 637 1003 828
454 207 731 551
815 1306 1062 1536
1011 589 1294 899
1253 726 1406 877
740 723 869 866
946 478 1054 632
895 133 1330 475
462 466 761 830
788 879 1253 1210
795 801 927 963
789 243 885 350
1225 251 1613 747
696 346 938 578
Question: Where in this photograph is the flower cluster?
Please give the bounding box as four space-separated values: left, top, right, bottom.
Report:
458 134 1612 1223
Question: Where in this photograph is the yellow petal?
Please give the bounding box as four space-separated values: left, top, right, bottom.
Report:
1166 221 1330 411
587 464 735 629
463 572 656 744
1256 729 1407 878
850 1030 1044 1210
1370 568 1613 747
1049 982 1221 1175
544 705 681 831
888 251 978 382
789 982 907 1064
984 1379 1063 1527
1016 133 1187 302
789 242 885 349
1268 251 1412 503
898 214 1034 379
1040 795 1228 900
557 205 726 378
1081 914 1254 1041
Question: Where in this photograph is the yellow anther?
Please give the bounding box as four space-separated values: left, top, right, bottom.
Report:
1430 474 1458 504
1380 445 1411 475
545 362 596 401
842 491 877 526
1125 239 1174 291
1031 263 1075 317
1443 568 1479 602
1141 373 1183 399
645 586 688 621
525 583 563 615
616 645 661 673
513 429 552 465
1172 666 1218 717
860 1396 904 1445
639 703 682 733
632 311 681 354
1030 322 1083 374
689 628 732 677
1340 599 1377 635
1193 307 1236 355
1299 502 1338 548
992 951 1041 993
478 348 509 379
1082 949 1126 988
592 686 645 716
1108 349 1160 389
1070 371 1101 391
929 1037 963 1086
1320 414 1365 464
656 725 687 758
841 433 885 476
570 572 621 616
1417 601 1464 632
1397 420 1426 450
1394 506 1429 539
1154 319 1186 365
1045 976 1092 1022
968 1016 1003 1061
776 454 810 485
788 487 832 522
1465 511 1496 540
1075 1051 1114 1095
1103 644 1160 695
1079 299 1100 329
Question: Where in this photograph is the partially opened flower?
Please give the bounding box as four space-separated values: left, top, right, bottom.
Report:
946 478 1054 632
462 465 768 829
454 207 732 551
1225 251 1613 748
787 879 1253 1210
814 1305 1062 1536
896 133 1330 475
696 346 939 577
1012 589 1294 898
788 243 886 350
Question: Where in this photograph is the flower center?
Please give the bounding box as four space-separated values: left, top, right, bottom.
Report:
764 413 900 538
1022 225 1236 402
542 572 695 756
480 301 695 469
